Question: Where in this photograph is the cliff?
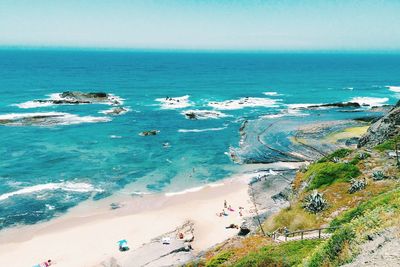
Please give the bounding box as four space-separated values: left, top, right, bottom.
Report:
358 101 400 148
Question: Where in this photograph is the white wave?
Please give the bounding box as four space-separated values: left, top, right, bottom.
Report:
208 97 280 110
262 108 309 119
45 204 55 210
343 87 354 90
263 91 282 96
181 109 231 120
165 183 224 197
0 182 102 201
387 85 400 93
110 135 122 139
349 97 389 107
178 127 226 133
0 112 111 126
155 95 192 109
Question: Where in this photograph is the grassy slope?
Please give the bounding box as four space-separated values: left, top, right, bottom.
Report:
189 137 399 267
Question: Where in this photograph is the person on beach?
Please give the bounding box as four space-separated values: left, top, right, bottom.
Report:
228 205 234 212
224 200 227 208
225 224 239 229
239 210 243 217
33 259 52 267
117 239 129 251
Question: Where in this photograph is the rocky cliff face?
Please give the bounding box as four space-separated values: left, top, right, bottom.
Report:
358 101 400 148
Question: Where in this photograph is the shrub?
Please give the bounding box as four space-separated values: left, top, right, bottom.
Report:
306 226 356 267
206 251 234 267
305 162 361 190
318 148 353 163
374 136 400 152
330 189 399 228
372 170 387 181
234 240 321 267
348 178 366 194
349 152 370 165
303 191 328 213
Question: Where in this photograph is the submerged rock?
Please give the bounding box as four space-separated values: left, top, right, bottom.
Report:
101 107 129 115
139 130 159 136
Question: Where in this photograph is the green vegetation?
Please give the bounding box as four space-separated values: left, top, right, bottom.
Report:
193 144 399 267
330 189 400 228
233 240 321 267
318 148 352 163
306 226 355 267
305 162 360 190
306 188 400 266
349 152 370 165
374 136 400 152
205 251 234 267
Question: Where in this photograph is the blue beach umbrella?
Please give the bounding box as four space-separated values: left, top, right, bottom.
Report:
117 239 128 246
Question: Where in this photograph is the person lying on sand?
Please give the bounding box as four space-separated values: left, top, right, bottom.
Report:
33 259 52 267
228 205 234 212
225 224 239 229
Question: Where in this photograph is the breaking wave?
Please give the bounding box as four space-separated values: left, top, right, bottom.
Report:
0 182 102 202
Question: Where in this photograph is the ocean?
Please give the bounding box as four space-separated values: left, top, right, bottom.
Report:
0 50 399 229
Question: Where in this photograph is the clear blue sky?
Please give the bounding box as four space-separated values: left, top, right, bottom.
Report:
1 0 400 51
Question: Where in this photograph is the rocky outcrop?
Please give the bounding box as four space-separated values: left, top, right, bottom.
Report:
307 102 361 109
358 101 400 148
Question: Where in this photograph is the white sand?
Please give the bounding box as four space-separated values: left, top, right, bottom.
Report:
0 178 252 267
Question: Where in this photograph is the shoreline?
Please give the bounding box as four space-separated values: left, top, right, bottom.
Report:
0 162 302 267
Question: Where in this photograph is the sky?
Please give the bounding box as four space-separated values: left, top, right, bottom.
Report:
0 0 400 51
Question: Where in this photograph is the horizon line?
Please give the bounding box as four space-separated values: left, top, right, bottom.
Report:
1 45 400 54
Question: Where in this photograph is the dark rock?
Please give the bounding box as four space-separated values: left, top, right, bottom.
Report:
185 112 197 120
60 91 108 99
358 102 400 148
299 102 361 109
238 226 251 236
140 130 159 136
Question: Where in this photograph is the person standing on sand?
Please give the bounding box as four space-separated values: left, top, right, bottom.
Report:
224 200 227 208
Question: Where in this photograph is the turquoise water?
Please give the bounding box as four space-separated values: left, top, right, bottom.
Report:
0 50 399 229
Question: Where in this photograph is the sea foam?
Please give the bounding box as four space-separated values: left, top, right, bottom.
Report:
263 91 282 96
208 97 280 110
387 85 400 93
0 182 102 202
0 112 111 126
178 127 227 133
181 109 231 120
349 97 389 107
155 95 192 109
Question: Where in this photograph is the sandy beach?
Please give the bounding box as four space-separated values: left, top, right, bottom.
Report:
0 175 252 267
0 162 300 267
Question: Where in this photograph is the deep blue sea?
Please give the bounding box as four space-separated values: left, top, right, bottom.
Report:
0 50 399 229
